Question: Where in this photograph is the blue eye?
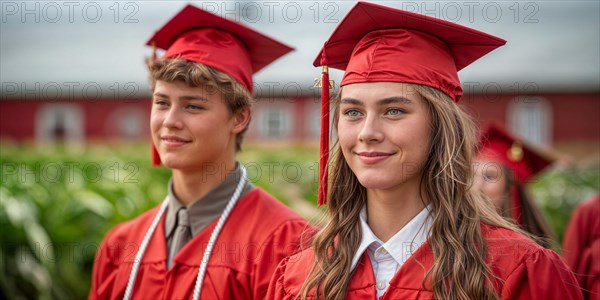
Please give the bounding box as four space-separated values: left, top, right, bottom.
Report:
386 108 403 116
344 109 361 117
186 103 207 111
154 100 169 108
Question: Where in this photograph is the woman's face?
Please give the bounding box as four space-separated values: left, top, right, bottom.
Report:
150 80 248 172
473 158 508 211
338 82 432 192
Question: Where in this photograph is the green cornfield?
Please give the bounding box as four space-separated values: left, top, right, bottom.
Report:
1 142 597 299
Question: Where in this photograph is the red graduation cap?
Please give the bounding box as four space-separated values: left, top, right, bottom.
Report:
477 123 554 224
314 1 506 205
146 4 293 166
478 123 552 183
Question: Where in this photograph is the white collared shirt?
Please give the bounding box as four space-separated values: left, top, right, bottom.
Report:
351 205 433 299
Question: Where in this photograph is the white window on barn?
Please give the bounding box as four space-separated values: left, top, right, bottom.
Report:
507 97 552 146
258 108 291 138
106 106 144 139
35 103 84 145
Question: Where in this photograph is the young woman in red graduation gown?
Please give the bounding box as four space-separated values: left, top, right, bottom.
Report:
563 194 600 300
474 124 557 249
89 5 312 300
267 2 582 299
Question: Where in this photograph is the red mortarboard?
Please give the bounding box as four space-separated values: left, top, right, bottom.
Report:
478 123 553 183
146 4 293 166
314 2 506 205
147 4 293 93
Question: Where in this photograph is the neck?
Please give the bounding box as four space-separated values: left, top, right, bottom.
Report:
366 177 428 242
171 160 237 206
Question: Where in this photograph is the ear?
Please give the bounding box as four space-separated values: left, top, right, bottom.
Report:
231 107 251 134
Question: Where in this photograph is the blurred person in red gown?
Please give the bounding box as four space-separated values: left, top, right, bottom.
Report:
563 194 600 300
474 123 557 249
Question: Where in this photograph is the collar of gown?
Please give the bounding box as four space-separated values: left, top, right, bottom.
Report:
164 163 253 238
351 204 433 271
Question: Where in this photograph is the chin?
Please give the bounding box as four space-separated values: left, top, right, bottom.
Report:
159 155 188 170
356 175 398 190
160 160 180 170
356 169 422 191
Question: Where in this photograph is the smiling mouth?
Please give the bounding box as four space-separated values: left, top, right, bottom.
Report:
357 152 392 157
160 136 191 146
356 151 394 164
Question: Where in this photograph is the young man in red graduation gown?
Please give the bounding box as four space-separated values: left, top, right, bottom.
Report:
268 2 582 299
563 194 600 300
89 5 312 300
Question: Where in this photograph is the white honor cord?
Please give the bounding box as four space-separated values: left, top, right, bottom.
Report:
192 165 247 300
123 197 169 300
122 166 247 300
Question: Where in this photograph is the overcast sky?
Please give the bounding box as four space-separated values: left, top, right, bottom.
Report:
1 1 599 98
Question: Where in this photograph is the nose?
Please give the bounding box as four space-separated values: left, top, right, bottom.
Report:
358 114 384 143
163 106 184 130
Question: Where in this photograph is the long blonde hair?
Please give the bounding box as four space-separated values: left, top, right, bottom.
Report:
300 84 525 300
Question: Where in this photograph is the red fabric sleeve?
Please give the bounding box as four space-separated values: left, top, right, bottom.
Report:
253 220 312 300
266 255 292 300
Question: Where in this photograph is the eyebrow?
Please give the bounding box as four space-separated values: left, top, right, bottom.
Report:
340 96 413 106
153 92 208 102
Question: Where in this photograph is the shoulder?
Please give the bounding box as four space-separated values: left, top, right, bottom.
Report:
572 194 600 222
565 194 600 241
580 194 600 210
482 224 581 298
236 187 312 230
222 187 316 251
270 247 317 296
483 223 550 270
241 188 303 218
483 223 541 252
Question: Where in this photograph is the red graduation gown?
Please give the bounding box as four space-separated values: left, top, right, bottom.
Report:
268 224 583 300
89 188 313 300
562 194 600 300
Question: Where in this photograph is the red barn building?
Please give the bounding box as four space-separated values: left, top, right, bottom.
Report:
1 89 599 162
